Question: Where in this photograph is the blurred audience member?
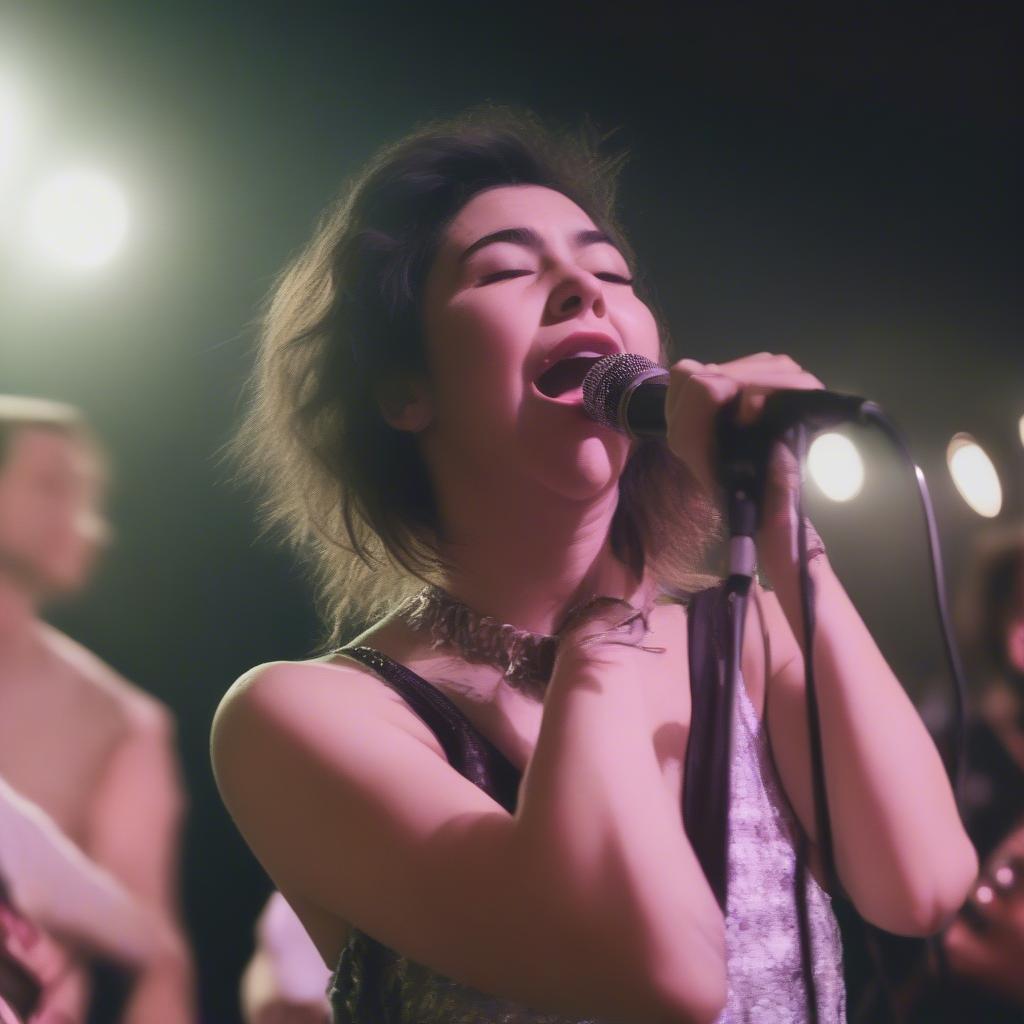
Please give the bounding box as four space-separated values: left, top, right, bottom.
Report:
0 396 195 1023
240 891 330 1024
0 773 180 1022
876 523 1024 1021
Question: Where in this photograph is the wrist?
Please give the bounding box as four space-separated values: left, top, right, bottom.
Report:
756 516 829 587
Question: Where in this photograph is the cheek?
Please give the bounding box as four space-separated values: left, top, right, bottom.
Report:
620 299 663 362
0 490 40 542
425 299 531 409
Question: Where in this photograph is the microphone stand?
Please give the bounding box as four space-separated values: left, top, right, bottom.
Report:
714 409 825 1024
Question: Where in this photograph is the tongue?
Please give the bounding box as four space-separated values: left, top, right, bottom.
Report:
535 356 599 398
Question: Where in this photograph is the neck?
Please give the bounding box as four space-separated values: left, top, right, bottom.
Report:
431 462 652 637
0 573 39 641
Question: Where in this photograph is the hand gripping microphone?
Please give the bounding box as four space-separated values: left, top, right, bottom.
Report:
581 351 878 573
580 352 874 443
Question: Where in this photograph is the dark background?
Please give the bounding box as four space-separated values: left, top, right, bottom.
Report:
2 3 1021 1021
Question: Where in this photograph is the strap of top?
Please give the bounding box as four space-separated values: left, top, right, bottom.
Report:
334 646 522 814
337 581 730 887
683 583 731 907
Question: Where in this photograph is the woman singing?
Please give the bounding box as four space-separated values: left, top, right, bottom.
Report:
211 107 976 1023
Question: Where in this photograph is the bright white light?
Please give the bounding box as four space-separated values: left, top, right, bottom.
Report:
947 434 1002 518
1018 413 1024 449
807 432 865 502
26 169 129 268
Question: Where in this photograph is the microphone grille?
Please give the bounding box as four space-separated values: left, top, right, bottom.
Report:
582 352 663 431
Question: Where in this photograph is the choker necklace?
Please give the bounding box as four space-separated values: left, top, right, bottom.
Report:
394 583 665 701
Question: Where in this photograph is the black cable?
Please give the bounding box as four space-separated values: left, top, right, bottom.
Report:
859 405 969 802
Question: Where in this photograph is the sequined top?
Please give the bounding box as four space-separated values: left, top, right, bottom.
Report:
326 585 846 1023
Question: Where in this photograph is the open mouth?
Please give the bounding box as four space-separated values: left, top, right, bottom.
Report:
533 355 605 400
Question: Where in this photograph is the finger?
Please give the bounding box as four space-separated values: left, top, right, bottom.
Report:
714 352 807 374
668 357 708 379
725 351 796 367
714 368 825 390
731 381 823 425
667 363 741 417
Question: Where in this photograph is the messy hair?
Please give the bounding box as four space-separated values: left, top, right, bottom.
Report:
231 105 719 645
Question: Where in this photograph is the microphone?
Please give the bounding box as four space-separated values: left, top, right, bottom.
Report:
581 352 872 442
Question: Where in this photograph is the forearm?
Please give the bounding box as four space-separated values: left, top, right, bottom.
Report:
765 552 976 932
0 778 165 968
516 640 725 1008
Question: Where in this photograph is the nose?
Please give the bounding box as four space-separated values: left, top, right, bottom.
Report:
544 264 606 322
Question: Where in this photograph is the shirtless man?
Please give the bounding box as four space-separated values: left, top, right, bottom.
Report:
0 396 194 1023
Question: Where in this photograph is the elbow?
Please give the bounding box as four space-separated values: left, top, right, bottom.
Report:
915 836 979 935
661 976 728 1024
870 835 980 937
651 949 727 1024
687 985 729 1024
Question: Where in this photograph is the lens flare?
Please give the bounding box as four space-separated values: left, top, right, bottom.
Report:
947 434 1002 518
27 168 129 268
807 432 865 502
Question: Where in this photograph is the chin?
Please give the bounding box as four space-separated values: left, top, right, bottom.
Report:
536 438 627 502
38 563 92 599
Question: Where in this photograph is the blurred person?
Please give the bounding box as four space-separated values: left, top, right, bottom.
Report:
0 773 181 1023
0 396 194 1023
212 108 975 1023
240 891 331 1024
899 524 1024 1020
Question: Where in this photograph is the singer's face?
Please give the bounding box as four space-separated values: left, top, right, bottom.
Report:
419 184 662 502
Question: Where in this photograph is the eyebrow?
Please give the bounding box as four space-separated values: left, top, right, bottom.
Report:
457 226 619 264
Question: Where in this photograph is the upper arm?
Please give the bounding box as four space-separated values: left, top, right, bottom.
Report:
86 702 188 915
210 660 701 1023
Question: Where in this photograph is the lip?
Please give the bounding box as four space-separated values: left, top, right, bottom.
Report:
531 331 622 383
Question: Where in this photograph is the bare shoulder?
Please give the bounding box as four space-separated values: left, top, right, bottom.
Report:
37 622 171 734
211 654 446 779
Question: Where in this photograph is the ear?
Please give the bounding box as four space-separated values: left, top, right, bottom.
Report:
375 375 435 433
1005 616 1024 675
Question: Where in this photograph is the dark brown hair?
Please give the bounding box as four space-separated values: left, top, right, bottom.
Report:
232 104 719 644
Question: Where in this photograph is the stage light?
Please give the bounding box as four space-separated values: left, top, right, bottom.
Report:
807 432 864 502
947 434 1002 518
26 168 129 268
1018 413 1023 449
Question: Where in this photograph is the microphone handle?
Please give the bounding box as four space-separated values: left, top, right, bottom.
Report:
620 378 870 521
621 378 869 441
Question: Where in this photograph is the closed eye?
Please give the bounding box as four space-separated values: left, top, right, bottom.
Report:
477 269 533 285
478 269 634 286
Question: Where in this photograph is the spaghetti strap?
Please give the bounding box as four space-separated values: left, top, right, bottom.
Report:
334 645 521 814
